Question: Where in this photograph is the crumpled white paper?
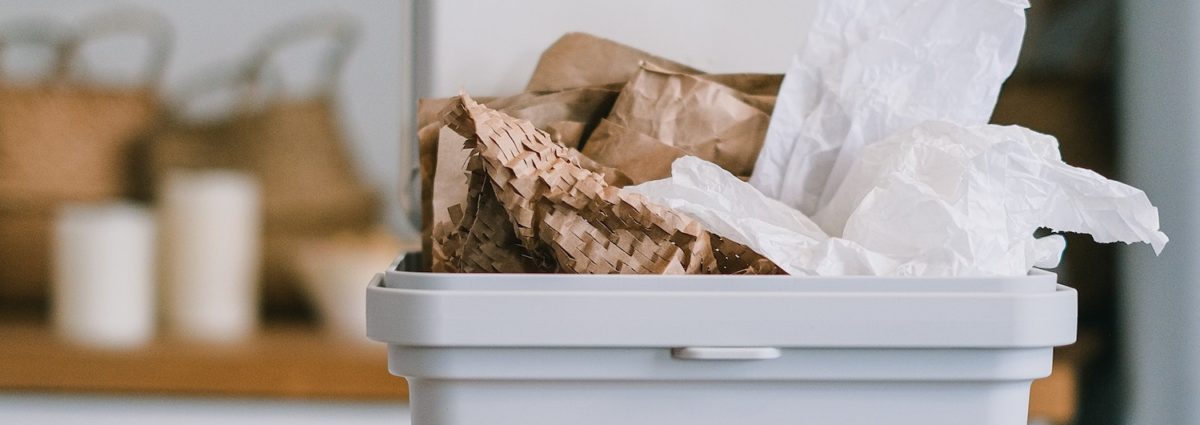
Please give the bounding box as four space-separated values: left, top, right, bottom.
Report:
751 0 1029 217
629 157 899 276
632 140 1165 276
630 0 1167 276
819 123 1168 254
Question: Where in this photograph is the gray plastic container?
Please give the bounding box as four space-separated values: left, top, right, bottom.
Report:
367 254 1076 425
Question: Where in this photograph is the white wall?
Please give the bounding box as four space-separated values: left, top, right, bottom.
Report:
0 0 415 234
415 0 816 98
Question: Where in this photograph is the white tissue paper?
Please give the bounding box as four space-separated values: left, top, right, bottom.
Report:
751 0 1028 217
632 144 1164 277
629 157 900 276
629 0 1168 276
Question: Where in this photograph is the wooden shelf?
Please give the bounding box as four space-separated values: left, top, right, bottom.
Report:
1030 360 1077 425
0 319 407 400
1027 334 1096 425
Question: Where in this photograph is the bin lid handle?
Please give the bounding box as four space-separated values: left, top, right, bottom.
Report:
671 347 782 361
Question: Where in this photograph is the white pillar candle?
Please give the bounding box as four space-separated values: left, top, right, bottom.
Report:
160 170 261 344
53 203 157 349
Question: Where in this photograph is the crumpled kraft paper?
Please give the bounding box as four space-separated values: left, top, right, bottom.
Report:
435 172 553 273
427 143 632 272
438 94 775 274
526 32 701 92
418 96 481 264
695 73 782 114
582 119 689 184
422 34 787 262
582 64 772 183
751 0 1028 217
491 87 620 150
430 127 470 239
525 32 782 106
421 32 785 274
632 121 1166 277
418 88 625 267
422 37 787 268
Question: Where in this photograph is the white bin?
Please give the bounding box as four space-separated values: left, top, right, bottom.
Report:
366 254 1077 425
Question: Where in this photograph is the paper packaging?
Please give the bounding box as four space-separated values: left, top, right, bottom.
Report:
634 126 1166 276
526 32 701 92
582 64 772 184
817 123 1168 255
419 89 631 268
751 0 1028 217
417 34 787 264
631 0 1168 277
420 30 697 260
436 94 775 274
441 94 714 273
583 120 689 185
427 121 638 270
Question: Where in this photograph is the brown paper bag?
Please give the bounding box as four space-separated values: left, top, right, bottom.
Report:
582 120 688 184
526 33 702 92
582 64 772 183
699 73 783 100
0 11 169 305
695 73 782 115
145 15 378 310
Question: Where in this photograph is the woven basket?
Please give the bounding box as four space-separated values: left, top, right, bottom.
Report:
0 10 170 305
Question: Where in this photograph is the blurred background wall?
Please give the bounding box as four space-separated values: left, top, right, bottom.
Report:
0 1 411 423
